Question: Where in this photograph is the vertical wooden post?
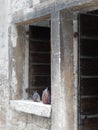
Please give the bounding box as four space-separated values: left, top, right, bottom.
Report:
51 11 64 130
51 10 75 130
60 11 74 130
73 13 78 130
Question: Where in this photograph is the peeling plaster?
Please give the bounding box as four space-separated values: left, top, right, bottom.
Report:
11 25 18 48
11 0 32 12
33 0 40 5
11 67 17 87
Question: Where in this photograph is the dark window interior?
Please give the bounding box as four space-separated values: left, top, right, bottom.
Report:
78 12 98 130
29 25 51 97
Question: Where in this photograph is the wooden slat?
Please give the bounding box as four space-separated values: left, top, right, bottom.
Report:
29 53 50 63
80 78 98 96
30 76 50 86
81 98 98 115
81 118 98 130
29 65 50 75
29 26 50 40
29 41 50 52
80 59 98 75
80 39 98 56
80 14 98 37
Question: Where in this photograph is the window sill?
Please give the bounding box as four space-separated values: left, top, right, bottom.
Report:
10 100 51 118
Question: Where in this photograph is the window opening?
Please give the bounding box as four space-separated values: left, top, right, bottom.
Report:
78 12 98 130
26 20 51 103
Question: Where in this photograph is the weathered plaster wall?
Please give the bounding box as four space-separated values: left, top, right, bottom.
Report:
0 0 51 130
0 0 10 130
0 0 77 130
7 24 51 130
9 1 51 129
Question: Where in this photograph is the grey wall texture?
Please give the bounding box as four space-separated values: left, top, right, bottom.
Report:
0 0 78 130
0 1 51 130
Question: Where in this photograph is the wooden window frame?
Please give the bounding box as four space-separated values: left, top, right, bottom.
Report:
23 16 51 99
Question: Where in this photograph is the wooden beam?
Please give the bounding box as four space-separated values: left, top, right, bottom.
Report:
12 1 54 25
56 0 98 11
12 0 98 25
14 14 51 26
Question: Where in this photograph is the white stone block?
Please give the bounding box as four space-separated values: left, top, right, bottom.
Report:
10 100 51 118
32 0 40 5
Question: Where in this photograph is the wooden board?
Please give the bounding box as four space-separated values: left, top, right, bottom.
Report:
81 118 98 130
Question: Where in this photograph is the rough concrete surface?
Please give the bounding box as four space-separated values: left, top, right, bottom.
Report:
0 0 51 130
0 0 91 130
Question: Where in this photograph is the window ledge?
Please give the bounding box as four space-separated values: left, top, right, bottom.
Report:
10 100 51 118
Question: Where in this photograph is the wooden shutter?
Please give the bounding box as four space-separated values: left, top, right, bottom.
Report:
78 13 98 130
29 25 51 96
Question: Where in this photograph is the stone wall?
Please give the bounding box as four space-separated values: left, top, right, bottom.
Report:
0 0 51 130
0 0 81 130
0 0 9 129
